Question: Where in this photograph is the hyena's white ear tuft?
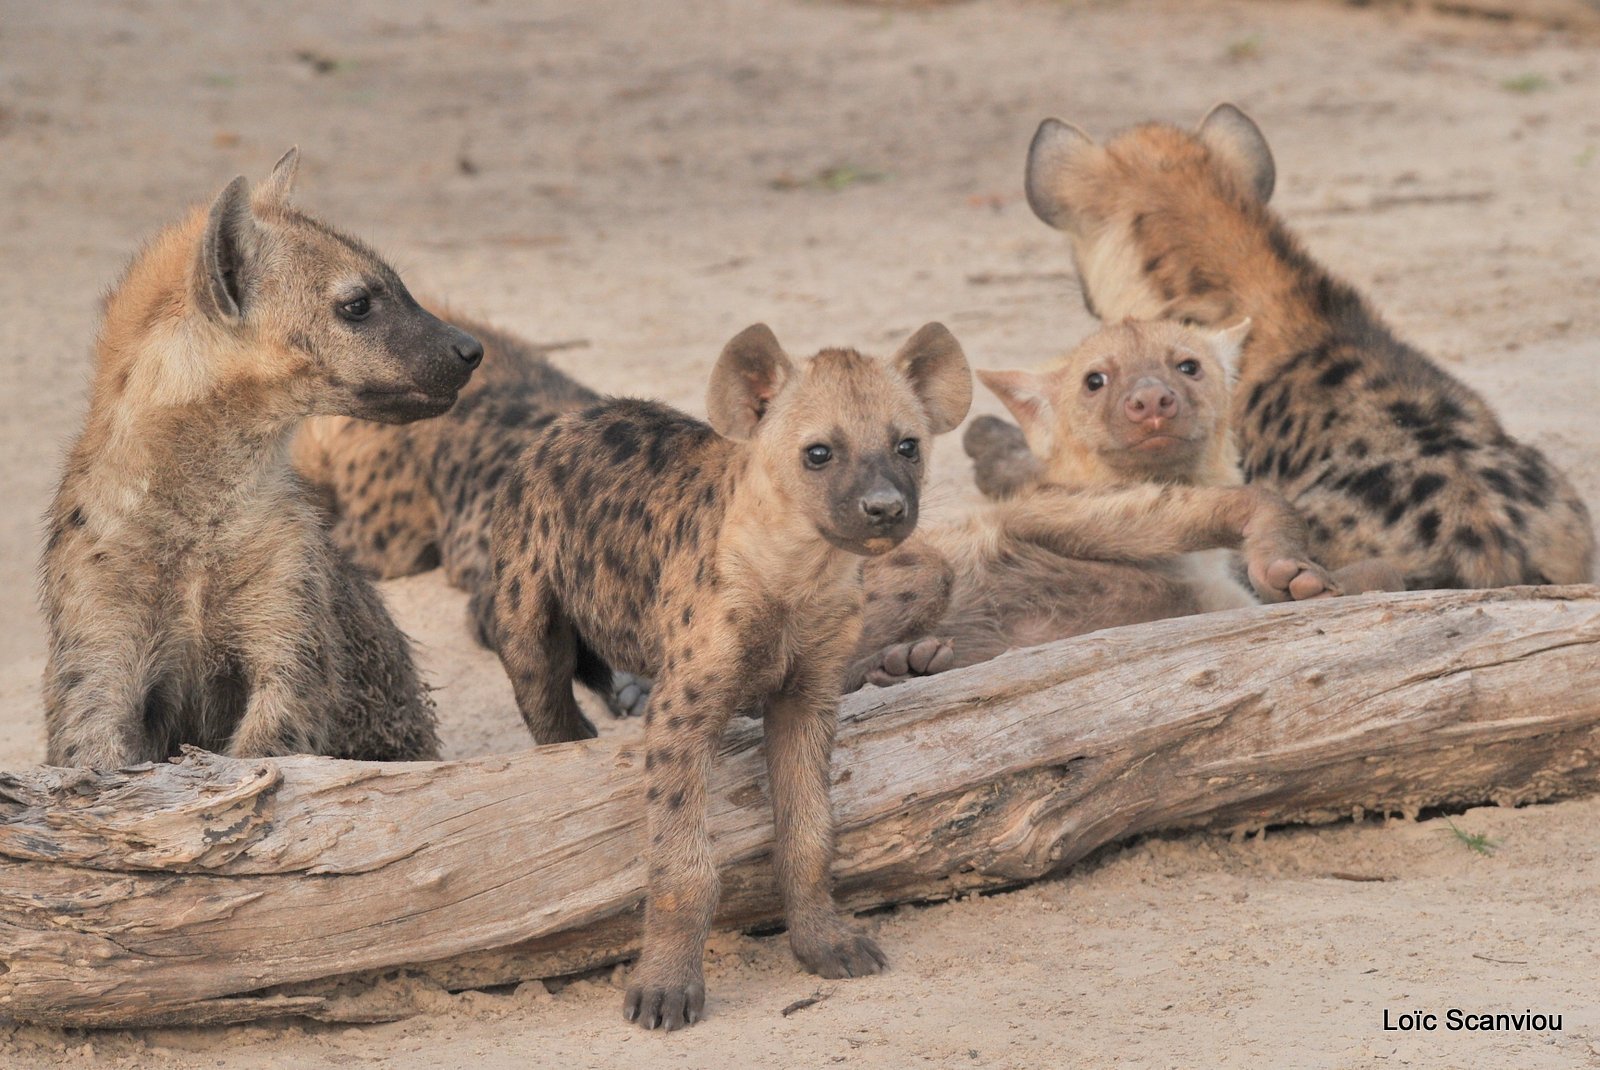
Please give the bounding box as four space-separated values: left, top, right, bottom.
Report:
1024 118 1098 232
1197 104 1275 203
256 147 301 208
707 323 795 440
1208 318 1253 381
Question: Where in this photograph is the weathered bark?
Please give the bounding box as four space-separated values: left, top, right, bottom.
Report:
1 586 1597 1028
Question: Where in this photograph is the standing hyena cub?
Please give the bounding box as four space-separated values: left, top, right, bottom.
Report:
487 323 972 1029
41 150 483 767
996 102 1594 589
853 319 1338 686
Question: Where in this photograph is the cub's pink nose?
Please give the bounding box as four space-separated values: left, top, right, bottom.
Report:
1124 383 1178 425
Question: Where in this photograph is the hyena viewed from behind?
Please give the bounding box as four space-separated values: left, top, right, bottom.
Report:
292 325 651 717
977 102 1594 590
487 322 972 1029
854 318 1339 687
40 149 483 768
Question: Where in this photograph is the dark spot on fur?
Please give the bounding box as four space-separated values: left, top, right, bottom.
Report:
669 791 685 809
1454 526 1486 551
1318 361 1358 389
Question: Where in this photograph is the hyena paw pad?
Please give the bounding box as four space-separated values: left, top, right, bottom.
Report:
623 978 706 1031
607 673 652 719
794 930 888 980
1261 558 1341 602
866 637 955 687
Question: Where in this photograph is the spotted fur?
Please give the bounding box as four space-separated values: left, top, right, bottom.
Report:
290 322 660 715
1008 103 1593 589
41 150 478 768
488 323 971 1030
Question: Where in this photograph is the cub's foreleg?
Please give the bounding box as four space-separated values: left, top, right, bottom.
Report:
765 629 887 979
999 484 1338 602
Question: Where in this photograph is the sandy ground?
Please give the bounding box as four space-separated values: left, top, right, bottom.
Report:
2 0 1599 1066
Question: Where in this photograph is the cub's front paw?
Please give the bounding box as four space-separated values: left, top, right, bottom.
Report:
792 924 888 980
1252 557 1341 603
623 973 706 1031
865 637 955 687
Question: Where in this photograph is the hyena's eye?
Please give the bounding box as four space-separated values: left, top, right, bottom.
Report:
896 438 920 460
1177 359 1200 377
804 444 834 468
338 295 372 322
1084 372 1106 392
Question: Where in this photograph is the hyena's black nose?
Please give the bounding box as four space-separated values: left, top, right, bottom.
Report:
860 489 907 524
453 335 484 369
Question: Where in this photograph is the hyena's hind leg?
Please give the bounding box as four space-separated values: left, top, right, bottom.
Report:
963 415 1041 500
492 565 598 744
470 585 652 719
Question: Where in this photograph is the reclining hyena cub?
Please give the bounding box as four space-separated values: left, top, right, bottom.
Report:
40 150 482 767
854 319 1336 686
981 102 1594 590
292 326 651 718
487 323 972 1029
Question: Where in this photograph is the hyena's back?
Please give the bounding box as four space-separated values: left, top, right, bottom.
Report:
1236 308 1592 589
295 315 601 588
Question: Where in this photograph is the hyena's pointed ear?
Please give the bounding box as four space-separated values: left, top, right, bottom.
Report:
255 146 300 208
894 323 972 435
1025 118 1097 232
1207 317 1252 380
1197 103 1275 203
707 323 795 440
977 368 1056 442
193 175 265 324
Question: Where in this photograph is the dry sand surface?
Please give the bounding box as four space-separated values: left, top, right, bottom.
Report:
2 1 1599 1066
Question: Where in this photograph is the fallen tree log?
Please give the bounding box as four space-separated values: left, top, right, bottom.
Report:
1 586 1597 1028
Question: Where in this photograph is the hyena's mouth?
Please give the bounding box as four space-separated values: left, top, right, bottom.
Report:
354 387 460 423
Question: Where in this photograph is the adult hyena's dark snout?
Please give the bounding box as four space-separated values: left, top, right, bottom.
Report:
405 315 483 396
361 300 485 422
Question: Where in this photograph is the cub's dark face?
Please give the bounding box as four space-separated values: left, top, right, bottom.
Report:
706 323 973 557
765 351 933 555
191 152 483 424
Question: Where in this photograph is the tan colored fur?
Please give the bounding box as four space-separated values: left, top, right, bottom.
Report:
485 323 971 1030
853 320 1334 687
1010 103 1593 590
40 151 479 767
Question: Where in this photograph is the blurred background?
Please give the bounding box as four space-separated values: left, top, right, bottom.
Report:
1 2 1598 1066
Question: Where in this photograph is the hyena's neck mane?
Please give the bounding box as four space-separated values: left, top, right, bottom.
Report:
1129 190 1396 384
72 209 304 523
